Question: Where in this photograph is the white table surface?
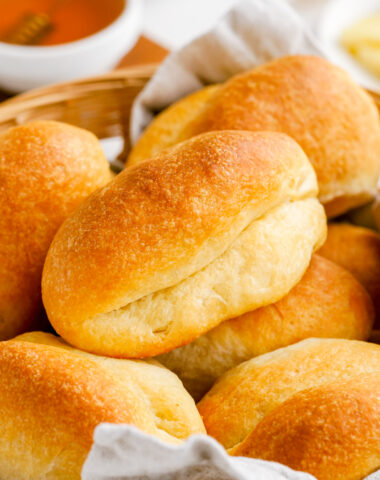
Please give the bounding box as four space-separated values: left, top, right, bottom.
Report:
141 0 330 50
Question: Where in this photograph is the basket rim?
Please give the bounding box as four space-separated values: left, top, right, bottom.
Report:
2 64 158 104
0 64 158 125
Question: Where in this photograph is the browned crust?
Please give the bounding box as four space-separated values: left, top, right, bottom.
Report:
0 340 148 479
197 339 380 450
0 334 205 478
0 121 112 340
318 223 380 327
188 57 380 215
232 374 380 480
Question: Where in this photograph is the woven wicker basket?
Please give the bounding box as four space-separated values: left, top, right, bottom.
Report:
0 64 157 166
0 63 379 167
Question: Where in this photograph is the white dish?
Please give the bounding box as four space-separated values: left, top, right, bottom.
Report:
318 0 380 92
0 0 142 93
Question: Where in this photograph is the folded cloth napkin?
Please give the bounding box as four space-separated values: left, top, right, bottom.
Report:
83 2 380 479
130 0 326 144
83 424 380 480
82 424 317 480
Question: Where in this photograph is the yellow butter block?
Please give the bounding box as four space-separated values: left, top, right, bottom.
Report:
342 14 380 77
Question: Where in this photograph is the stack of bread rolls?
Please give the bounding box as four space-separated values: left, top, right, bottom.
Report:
1 55 380 480
42 130 326 357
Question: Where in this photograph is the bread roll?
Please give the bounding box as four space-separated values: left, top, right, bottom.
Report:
128 55 380 218
232 374 380 480
130 85 219 163
0 121 112 340
158 255 374 400
0 332 205 479
42 131 326 358
197 338 380 479
318 223 380 326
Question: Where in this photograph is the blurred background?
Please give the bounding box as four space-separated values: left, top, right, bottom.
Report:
0 0 379 96
142 0 326 49
0 0 378 162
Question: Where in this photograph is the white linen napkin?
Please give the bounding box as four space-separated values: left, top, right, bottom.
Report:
82 2 380 479
82 424 317 480
130 0 326 144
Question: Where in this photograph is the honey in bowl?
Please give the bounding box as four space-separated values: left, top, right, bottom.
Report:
0 0 125 46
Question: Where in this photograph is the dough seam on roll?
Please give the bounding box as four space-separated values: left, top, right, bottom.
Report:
197 338 380 450
79 137 320 312
157 254 374 401
229 373 380 480
91 194 319 316
65 198 326 357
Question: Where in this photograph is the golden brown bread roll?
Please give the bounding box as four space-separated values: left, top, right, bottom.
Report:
318 222 380 326
231 374 380 480
198 338 380 478
0 332 205 479
130 85 219 163
158 254 374 400
128 55 380 218
42 130 326 358
0 121 112 341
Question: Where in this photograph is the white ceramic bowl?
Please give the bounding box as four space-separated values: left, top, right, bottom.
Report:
318 0 380 92
0 0 142 93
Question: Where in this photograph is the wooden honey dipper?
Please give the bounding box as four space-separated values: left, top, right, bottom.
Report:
2 0 72 46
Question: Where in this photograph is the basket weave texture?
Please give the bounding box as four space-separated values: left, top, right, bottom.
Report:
0 64 157 162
